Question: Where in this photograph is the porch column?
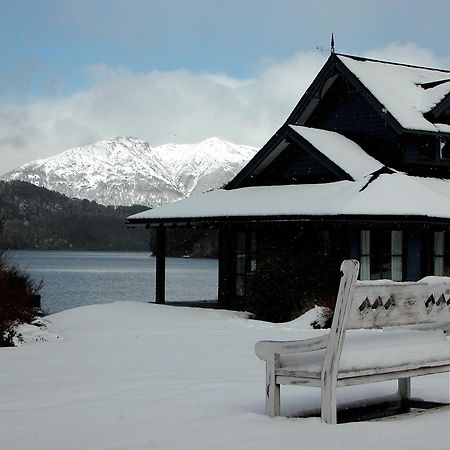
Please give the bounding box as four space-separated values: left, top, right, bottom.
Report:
218 225 233 308
155 224 166 304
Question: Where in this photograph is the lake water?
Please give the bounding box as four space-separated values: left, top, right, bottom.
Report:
9 251 218 315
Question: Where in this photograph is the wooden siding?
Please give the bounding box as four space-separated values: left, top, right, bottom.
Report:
399 135 450 178
302 78 389 137
436 107 450 126
302 77 403 164
243 142 341 187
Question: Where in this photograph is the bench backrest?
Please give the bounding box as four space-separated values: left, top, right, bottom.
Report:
349 277 450 330
322 260 450 380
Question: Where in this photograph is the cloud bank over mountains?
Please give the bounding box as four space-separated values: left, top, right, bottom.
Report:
1 43 449 174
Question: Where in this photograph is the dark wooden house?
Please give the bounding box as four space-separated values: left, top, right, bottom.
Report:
127 53 450 310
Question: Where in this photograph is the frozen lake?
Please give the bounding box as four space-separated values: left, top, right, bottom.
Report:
9 251 218 314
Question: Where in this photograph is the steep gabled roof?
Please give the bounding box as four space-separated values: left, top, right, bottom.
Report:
288 53 450 135
289 126 383 180
227 125 383 189
337 54 450 133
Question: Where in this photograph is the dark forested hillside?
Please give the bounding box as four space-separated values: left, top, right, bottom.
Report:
0 181 149 251
0 181 218 256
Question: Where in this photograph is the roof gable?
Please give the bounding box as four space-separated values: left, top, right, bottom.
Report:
227 125 383 189
289 126 383 179
287 53 450 135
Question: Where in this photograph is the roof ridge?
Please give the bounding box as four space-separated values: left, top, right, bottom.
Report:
336 53 450 74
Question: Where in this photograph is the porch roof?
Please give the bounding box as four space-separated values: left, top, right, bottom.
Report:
127 172 450 225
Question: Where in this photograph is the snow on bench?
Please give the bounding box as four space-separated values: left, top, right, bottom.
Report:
255 260 450 424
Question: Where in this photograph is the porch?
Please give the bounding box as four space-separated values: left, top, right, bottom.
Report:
148 219 450 311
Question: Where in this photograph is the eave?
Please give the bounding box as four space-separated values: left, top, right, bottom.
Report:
126 213 450 228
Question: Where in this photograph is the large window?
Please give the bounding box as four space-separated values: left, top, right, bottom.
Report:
391 230 403 281
360 230 403 281
434 231 450 276
360 230 371 280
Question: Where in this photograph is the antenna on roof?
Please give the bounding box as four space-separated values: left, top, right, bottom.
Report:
331 33 335 53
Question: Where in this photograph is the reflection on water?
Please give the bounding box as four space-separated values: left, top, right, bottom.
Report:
9 251 218 314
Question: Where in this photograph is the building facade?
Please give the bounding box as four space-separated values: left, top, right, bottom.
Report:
127 53 450 310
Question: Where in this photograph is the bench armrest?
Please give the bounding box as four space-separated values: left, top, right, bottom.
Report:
255 334 328 361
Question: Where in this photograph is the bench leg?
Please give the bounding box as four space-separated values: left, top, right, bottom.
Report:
398 377 411 403
266 358 280 416
321 378 337 424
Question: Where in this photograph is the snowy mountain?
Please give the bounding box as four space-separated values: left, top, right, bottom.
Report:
2 136 257 206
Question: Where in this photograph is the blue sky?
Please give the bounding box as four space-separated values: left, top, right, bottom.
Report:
1 0 450 172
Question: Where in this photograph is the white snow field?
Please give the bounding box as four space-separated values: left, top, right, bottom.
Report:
2 302 450 450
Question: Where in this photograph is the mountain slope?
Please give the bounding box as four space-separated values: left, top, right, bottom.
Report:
2 137 257 207
0 180 149 251
0 180 217 254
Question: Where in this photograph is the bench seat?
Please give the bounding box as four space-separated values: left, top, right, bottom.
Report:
278 329 450 377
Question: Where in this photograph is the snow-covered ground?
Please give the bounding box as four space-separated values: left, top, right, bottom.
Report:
2 302 450 450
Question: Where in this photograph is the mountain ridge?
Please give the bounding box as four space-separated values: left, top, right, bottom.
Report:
2 136 257 207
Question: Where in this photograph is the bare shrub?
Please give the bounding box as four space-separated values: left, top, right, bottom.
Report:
245 252 340 323
0 217 42 346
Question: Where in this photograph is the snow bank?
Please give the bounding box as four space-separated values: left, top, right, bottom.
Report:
2 302 450 450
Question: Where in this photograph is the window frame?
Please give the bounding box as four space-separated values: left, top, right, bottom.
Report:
360 229 404 281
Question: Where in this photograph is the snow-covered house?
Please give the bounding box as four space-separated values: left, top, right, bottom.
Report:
127 53 450 309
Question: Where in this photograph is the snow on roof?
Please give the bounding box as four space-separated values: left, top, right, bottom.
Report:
128 172 450 223
290 125 383 180
337 55 450 133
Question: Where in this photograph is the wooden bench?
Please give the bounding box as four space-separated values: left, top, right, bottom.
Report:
255 260 450 424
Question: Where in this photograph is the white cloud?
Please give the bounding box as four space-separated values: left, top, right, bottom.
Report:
362 43 450 68
0 43 448 174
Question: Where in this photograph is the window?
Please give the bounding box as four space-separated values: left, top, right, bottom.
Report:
360 230 370 280
434 231 450 276
360 230 403 281
391 230 403 281
235 232 246 297
417 138 435 160
235 231 257 297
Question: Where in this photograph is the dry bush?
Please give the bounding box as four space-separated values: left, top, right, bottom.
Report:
0 218 41 346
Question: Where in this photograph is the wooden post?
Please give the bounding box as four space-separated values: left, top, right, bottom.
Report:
218 225 232 308
398 377 411 403
155 224 166 304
